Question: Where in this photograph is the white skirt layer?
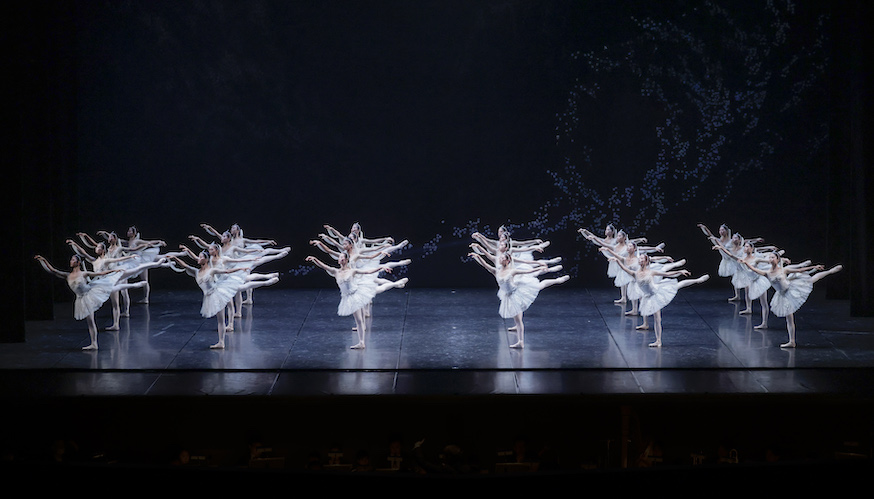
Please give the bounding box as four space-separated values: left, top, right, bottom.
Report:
201 274 246 318
72 273 123 320
497 275 540 318
638 278 679 317
337 277 379 316
770 277 814 317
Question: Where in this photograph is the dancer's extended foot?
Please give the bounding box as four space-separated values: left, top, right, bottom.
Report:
396 278 409 288
780 341 796 348
210 341 225 349
510 341 524 349
350 342 366 349
508 326 517 331
739 308 752 315
625 310 639 316
754 323 768 329
636 323 650 330
614 298 627 304
105 325 119 331
82 343 98 351
648 340 662 348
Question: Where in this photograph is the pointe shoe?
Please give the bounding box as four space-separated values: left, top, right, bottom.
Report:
82 344 98 351
210 342 225 349
509 341 524 349
350 342 366 349
648 341 662 348
780 341 796 348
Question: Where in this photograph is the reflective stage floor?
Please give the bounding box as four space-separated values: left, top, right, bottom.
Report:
3 287 874 397
2 287 873 484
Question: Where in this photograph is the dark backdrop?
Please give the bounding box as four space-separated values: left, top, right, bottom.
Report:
11 0 872 333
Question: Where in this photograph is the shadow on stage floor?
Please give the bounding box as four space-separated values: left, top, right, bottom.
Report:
2 287 873 484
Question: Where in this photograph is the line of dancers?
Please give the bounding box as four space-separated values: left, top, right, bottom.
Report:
36 224 288 350
306 222 410 349
580 224 709 348
697 223 843 348
468 226 569 348
35 221 843 352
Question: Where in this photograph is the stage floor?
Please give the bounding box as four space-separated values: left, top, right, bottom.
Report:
3 287 874 399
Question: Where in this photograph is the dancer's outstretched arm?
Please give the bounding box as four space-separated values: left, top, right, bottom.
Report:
34 255 68 278
66 240 96 263
178 245 200 261
468 253 497 275
578 228 612 247
76 232 100 249
189 235 212 250
168 256 197 277
697 223 715 238
470 243 498 264
323 225 345 240
305 256 337 277
201 223 222 239
712 244 741 261
742 260 769 276
318 233 344 250
598 246 624 260
310 240 342 260
471 233 499 252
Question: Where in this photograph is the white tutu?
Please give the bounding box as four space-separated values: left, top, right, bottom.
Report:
337 273 379 316
637 277 679 317
69 272 122 320
497 274 540 318
198 272 246 318
769 274 813 317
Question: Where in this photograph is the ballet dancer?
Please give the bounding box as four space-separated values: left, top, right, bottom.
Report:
34 254 153 350
306 252 408 349
201 223 278 304
468 250 569 349
66 239 175 330
77 231 165 315
598 241 677 317
190 232 291 317
712 241 777 329
168 252 279 349
581 227 661 303
610 254 710 347
118 226 168 303
698 224 764 301
742 253 842 348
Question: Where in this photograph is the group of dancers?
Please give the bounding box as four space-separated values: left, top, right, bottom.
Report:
467 226 569 348
305 223 411 349
35 224 288 350
697 223 843 348
580 224 709 348
34 221 843 352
